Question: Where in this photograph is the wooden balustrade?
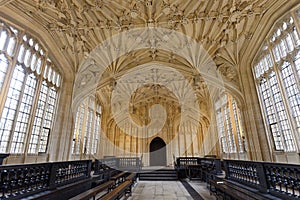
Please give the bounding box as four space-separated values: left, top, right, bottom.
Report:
0 160 91 199
2 157 299 200
52 160 91 187
223 160 265 192
94 157 142 174
220 159 300 200
175 157 201 167
263 162 300 199
118 157 142 172
0 163 51 199
174 157 222 180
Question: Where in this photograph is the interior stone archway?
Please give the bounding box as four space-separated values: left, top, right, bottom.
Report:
150 137 167 166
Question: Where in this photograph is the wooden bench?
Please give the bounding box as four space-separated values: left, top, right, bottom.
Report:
110 171 127 187
69 180 114 200
111 171 127 180
125 173 137 182
100 180 132 200
210 179 281 200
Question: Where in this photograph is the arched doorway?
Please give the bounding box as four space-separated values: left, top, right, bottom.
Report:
150 137 166 166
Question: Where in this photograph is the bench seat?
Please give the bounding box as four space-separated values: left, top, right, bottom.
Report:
100 180 132 200
125 173 137 182
69 180 114 200
111 171 127 181
210 179 282 200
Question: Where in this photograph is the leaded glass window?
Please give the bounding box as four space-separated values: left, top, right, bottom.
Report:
0 20 62 154
72 98 101 155
215 93 245 153
253 12 300 152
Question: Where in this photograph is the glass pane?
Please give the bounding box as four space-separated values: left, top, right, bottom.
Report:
47 67 52 82
29 38 34 46
34 43 39 51
72 107 81 154
56 74 61 87
36 58 42 75
0 30 7 50
292 27 300 47
38 86 57 153
272 45 281 62
270 72 295 151
24 49 31 68
7 36 16 56
0 54 9 93
10 74 37 153
17 44 25 63
259 77 284 150
52 71 56 85
295 51 300 80
216 110 227 153
285 34 294 52
43 64 48 79
281 62 300 148
0 65 25 153
28 81 48 153
30 53 37 72
279 40 287 58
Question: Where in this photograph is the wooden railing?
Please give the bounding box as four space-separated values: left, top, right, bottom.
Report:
174 157 222 180
223 159 300 199
175 157 201 167
94 157 142 174
264 162 300 198
52 160 91 188
0 160 91 199
118 157 142 172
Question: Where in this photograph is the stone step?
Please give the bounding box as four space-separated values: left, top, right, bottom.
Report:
139 176 178 181
138 168 178 181
139 173 176 177
139 170 176 174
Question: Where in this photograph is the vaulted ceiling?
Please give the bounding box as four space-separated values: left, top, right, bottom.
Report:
0 0 293 120
2 0 278 77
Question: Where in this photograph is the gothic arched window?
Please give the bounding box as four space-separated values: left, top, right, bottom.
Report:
215 93 245 153
0 20 61 154
253 11 300 152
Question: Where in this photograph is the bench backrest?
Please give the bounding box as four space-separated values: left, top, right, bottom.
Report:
100 180 132 200
69 180 114 200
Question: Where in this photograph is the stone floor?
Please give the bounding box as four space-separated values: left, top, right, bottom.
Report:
189 180 216 200
127 180 216 200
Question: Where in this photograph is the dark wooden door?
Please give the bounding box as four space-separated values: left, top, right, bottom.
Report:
150 137 166 166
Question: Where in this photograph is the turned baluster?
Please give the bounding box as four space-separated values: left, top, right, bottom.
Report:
29 168 36 191
0 170 4 198
2 170 9 198
40 167 45 188
23 168 30 192
295 170 300 197
266 167 275 191
289 169 295 197
17 168 24 194
57 168 62 184
270 167 276 190
9 169 17 196
282 168 289 194
276 168 283 192
35 167 41 189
